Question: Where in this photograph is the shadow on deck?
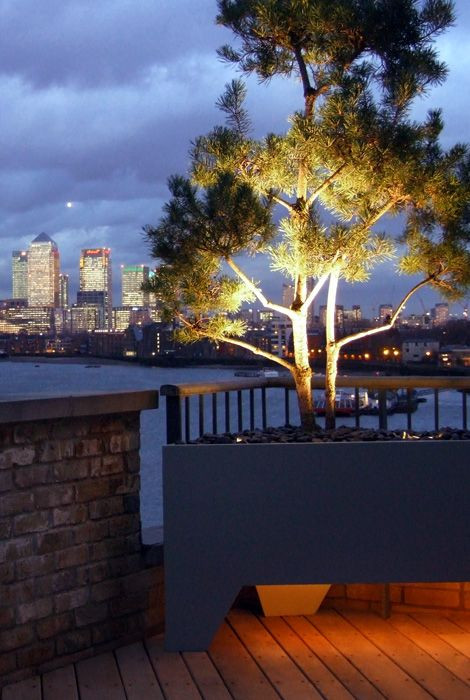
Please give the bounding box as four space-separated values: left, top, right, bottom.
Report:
2 608 470 700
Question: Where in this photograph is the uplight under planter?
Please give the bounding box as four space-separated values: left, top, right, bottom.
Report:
256 583 330 616
163 441 469 651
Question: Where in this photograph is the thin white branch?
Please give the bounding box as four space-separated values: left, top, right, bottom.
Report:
306 164 347 208
337 273 438 349
226 257 296 320
303 274 329 312
271 194 294 212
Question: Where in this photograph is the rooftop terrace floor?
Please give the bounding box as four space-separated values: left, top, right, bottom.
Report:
2 608 470 700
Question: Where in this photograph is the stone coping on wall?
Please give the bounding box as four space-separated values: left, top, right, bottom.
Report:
0 390 159 425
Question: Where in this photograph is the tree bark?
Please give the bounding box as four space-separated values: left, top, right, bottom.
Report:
324 272 339 430
291 314 315 430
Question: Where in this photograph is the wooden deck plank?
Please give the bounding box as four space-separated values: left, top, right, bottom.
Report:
449 614 470 634
287 615 384 700
115 642 164 700
209 620 279 700
411 614 470 657
183 652 232 699
228 609 323 699
42 665 79 700
388 613 470 686
342 610 470 700
145 635 202 700
2 678 41 700
309 610 432 700
261 615 355 700
76 652 126 700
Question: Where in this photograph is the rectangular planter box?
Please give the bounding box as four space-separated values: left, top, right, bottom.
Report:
163 441 469 650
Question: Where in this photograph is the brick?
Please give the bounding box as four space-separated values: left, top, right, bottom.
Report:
0 470 13 492
75 438 102 457
52 420 89 439
92 614 142 645
108 554 141 578
51 568 78 593
36 529 74 554
75 602 108 627
109 514 140 537
0 491 34 517
17 640 55 668
89 538 128 562
91 454 124 477
53 458 89 481
35 484 74 508
2 446 35 467
74 478 110 503
0 562 15 584
16 553 55 580
0 624 34 651
125 451 140 473
38 440 74 462
110 592 148 616
53 503 88 527
81 561 109 584
89 496 124 520
3 537 34 561
56 629 91 655
90 417 126 434
122 569 158 595
404 587 460 608
91 579 121 603
36 613 74 639
55 587 90 613
55 544 89 570
17 598 53 624
13 422 50 444
14 510 50 535
75 520 109 544
14 464 51 487
3 580 36 606
0 606 15 628
0 519 11 538
110 474 139 496
0 650 16 677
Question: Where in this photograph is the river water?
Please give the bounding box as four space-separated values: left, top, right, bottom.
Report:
0 359 466 527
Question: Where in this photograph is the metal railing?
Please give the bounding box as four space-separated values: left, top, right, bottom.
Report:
161 375 470 443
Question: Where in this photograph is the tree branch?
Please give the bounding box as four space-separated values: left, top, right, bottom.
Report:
226 257 296 320
306 164 347 207
360 196 406 229
303 274 329 311
336 272 439 350
270 193 294 212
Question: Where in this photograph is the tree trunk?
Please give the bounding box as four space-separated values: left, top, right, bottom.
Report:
291 313 315 431
324 272 339 430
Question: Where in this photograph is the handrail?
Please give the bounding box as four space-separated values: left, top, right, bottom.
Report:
161 374 470 397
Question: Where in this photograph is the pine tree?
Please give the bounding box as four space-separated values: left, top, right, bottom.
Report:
145 0 469 430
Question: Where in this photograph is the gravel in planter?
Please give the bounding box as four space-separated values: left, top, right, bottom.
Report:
187 425 470 444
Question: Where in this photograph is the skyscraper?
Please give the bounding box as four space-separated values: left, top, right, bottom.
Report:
12 250 28 300
27 233 60 307
79 248 112 328
59 273 69 308
121 264 150 307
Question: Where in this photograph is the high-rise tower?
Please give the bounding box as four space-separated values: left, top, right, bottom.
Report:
59 273 69 308
27 233 60 307
121 264 150 307
79 248 112 328
12 250 28 300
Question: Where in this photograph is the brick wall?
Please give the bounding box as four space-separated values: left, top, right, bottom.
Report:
0 410 163 688
324 582 470 613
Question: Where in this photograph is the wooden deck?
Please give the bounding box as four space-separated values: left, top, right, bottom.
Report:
2 609 470 699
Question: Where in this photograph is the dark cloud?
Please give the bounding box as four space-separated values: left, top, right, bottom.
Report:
0 0 468 316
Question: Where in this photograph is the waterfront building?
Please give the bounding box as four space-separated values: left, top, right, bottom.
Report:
0 305 54 334
27 233 60 307
59 273 69 308
379 304 393 323
70 305 104 333
319 305 344 328
121 265 150 307
402 339 439 364
79 248 112 329
12 250 28 300
433 302 449 326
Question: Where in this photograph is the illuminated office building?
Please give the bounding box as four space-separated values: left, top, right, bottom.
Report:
79 248 112 328
12 251 28 300
59 273 69 308
27 233 60 307
121 265 150 307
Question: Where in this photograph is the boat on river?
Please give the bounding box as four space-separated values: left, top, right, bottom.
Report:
234 368 280 378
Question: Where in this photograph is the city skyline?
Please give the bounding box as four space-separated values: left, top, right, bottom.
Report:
0 1 468 315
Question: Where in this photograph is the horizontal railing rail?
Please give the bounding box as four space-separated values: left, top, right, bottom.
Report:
161 375 470 443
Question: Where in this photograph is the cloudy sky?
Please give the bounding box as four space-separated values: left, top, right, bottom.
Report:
0 0 469 317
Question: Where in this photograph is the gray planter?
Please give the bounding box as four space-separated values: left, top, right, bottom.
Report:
163 441 469 650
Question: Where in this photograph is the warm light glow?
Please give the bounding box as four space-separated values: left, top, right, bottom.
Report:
425 351 431 356
364 353 370 359
393 349 399 356
383 348 390 356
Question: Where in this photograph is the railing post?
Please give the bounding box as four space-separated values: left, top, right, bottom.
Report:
166 395 182 444
378 390 388 430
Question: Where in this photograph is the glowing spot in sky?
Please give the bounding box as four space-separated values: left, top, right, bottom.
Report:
66 201 73 208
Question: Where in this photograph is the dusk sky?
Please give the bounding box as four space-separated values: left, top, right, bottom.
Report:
0 0 469 317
